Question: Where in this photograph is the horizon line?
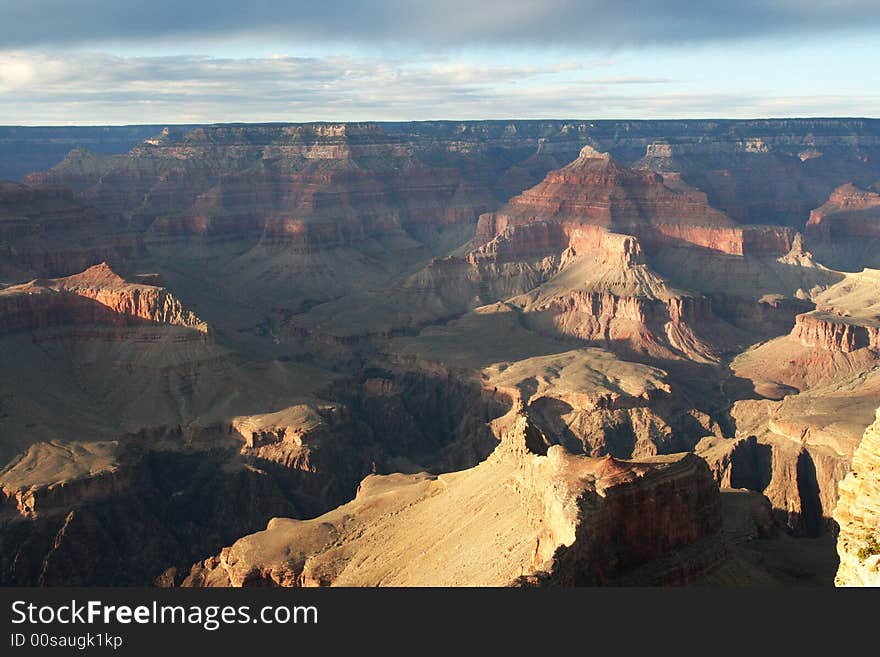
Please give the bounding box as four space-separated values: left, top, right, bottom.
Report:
2 115 879 129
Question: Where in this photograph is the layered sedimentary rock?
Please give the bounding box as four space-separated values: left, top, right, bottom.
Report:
393 120 880 220
723 330 880 536
0 365 513 585
834 409 880 586
707 261 880 537
0 263 207 335
0 441 124 520
806 184 880 241
476 145 794 256
785 268 880 354
0 182 139 281
479 348 721 459
696 429 851 537
288 147 775 358
184 411 721 587
27 124 493 250
631 130 880 227
504 232 728 361
792 312 879 353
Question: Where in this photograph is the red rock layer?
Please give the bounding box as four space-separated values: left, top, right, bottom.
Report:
551 453 722 585
526 290 720 361
26 124 492 250
791 311 879 353
806 183 880 241
0 263 207 335
476 146 793 256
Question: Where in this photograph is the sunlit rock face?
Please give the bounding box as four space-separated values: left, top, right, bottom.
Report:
834 409 880 587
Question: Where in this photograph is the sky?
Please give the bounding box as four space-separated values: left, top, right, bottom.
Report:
0 1 878 125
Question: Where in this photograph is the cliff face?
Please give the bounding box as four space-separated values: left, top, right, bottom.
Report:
792 311 879 353
476 146 793 257
696 431 850 538
834 409 880 586
0 263 207 335
0 182 140 281
806 183 880 241
26 124 493 251
521 288 720 362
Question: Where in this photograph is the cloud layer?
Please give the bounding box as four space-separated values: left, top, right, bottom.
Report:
2 1 878 49
0 2 876 123
1 50 875 125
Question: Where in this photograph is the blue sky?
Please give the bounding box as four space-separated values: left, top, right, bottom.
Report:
0 1 877 124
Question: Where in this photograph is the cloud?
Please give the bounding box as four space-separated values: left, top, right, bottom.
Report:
0 1 878 50
0 50 876 124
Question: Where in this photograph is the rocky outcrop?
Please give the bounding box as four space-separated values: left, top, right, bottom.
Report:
476 228 737 361
522 289 721 361
183 410 721 587
834 408 880 586
0 441 125 520
0 263 207 335
479 349 721 460
792 311 879 353
695 432 848 537
806 183 880 241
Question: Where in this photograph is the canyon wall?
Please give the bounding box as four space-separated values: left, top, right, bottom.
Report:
25 124 493 252
475 145 795 257
0 182 140 281
806 184 880 241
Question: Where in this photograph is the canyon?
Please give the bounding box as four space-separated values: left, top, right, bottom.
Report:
1 119 879 587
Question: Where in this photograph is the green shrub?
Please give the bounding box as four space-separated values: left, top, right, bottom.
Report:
857 535 880 562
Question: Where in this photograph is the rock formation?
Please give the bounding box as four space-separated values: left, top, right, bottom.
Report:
0 263 207 335
26 124 493 250
0 182 139 281
792 311 879 353
475 145 788 256
183 410 721 587
834 408 880 586
806 183 880 241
